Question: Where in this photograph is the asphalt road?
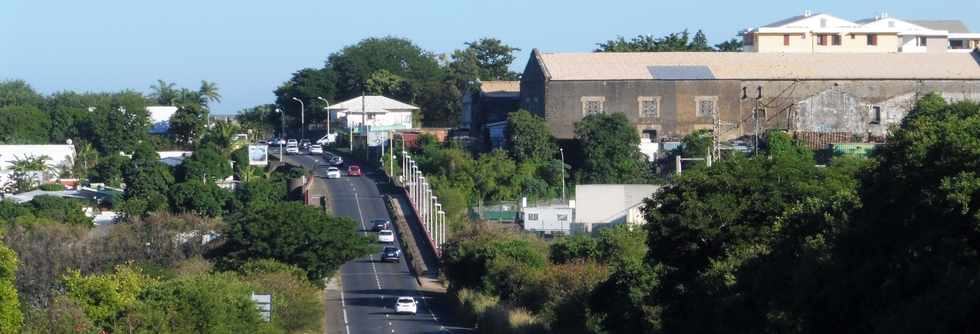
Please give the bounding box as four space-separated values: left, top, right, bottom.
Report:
281 153 466 334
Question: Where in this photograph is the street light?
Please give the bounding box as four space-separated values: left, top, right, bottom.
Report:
559 147 566 202
316 96 331 136
276 108 285 156
291 97 305 140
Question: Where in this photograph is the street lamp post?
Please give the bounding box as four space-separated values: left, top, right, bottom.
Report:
316 97 331 136
276 108 284 156
291 97 305 140
559 147 566 202
434 203 442 246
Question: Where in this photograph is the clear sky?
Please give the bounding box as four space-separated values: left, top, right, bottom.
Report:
3 0 978 114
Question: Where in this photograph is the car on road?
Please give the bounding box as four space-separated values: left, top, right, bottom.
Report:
371 219 392 232
309 144 323 154
394 297 417 315
347 165 362 176
287 139 297 145
285 143 299 154
326 154 343 166
325 167 341 179
377 229 395 243
299 139 312 150
381 246 401 262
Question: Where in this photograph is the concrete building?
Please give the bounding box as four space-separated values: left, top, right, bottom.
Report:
519 49 980 144
742 11 980 54
328 95 418 147
0 145 76 189
146 106 178 134
520 203 575 235
573 184 660 233
462 81 521 150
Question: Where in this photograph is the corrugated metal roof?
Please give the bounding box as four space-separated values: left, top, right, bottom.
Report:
327 95 418 113
909 20 970 33
536 51 980 81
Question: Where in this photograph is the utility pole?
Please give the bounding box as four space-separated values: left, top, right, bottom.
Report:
317 96 331 136
362 93 369 161
559 147 566 202
291 97 305 140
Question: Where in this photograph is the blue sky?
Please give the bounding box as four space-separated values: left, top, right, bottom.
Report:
3 0 978 114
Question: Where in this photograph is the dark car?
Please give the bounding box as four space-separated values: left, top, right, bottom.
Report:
347 165 362 176
372 219 392 232
381 246 401 263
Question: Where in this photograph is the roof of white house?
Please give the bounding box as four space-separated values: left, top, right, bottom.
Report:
327 96 419 114
534 50 980 81
909 20 971 34
0 145 76 172
574 184 661 224
147 106 178 134
752 12 965 37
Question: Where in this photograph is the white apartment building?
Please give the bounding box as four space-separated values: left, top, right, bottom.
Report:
742 11 980 53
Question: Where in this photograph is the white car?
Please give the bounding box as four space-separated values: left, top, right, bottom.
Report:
325 167 341 179
285 144 299 154
309 145 323 154
287 139 298 146
394 297 417 315
378 230 395 243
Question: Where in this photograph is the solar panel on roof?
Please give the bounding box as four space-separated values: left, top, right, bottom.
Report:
648 66 716 80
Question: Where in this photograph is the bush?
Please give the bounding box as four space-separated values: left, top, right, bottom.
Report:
240 259 323 333
38 183 66 191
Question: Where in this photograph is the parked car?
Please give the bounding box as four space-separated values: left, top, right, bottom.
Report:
309 144 323 154
347 165 362 176
372 219 392 232
381 246 401 263
287 139 297 145
394 297 417 315
377 230 395 243
325 167 341 179
285 144 299 155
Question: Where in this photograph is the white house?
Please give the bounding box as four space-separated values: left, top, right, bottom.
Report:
147 106 179 134
328 95 417 138
0 145 76 189
572 184 661 233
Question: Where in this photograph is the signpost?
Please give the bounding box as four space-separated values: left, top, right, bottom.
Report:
248 144 269 166
251 292 272 322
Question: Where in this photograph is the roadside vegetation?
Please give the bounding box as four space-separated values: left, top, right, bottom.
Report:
441 94 980 333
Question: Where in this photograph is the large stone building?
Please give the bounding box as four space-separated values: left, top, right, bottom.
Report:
742 12 980 53
519 49 980 143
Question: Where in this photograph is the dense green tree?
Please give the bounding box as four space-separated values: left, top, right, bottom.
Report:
365 69 414 101
239 260 324 333
168 180 229 218
273 68 337 130
441 223 547 293
816 94 980 333
0 241 22 334
90 91 151 154
62 265 156 329
505 110 556 163
45 91 96 144
169 103 208 145
235 178 286 210
90 153 130 187
714 38 743 52
574 113 649 183
0 80 43 108
149 80 179 105
328 36 443 100
214 202 372 282
26 196 93 226
120 272 264 334
122 144 174 216
0 105 50 144
176 144 232 182
235 104 277 139
449 38 521 81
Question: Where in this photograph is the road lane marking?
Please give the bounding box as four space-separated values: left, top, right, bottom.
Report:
343 309 348 324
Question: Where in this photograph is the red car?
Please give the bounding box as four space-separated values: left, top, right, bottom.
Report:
347 165 362 176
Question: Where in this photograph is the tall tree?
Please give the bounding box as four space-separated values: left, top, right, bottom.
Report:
450 38 521 81
198 80 221 106
574 113 649 183
505 110 556 163
714 38 743 52
214 202 372 282
596 30 719 52
0 79 43 108
0 106 50 144
273 68 337 129
149 79 178 105
169 103 208 145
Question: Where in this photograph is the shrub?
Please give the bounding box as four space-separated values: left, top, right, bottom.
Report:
38 183 66 191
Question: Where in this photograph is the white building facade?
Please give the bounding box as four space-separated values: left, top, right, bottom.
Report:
328 96 417 134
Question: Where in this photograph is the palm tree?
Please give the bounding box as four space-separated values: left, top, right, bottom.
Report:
7 155 56 191
199 80 222 106
73 141 99 179
149 79 178 105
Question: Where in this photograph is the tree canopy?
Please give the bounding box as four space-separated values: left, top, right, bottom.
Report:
574 113 650 184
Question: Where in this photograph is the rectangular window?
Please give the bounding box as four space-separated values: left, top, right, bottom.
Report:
642 129 658 141
557 214 569 221
832 35 842 45
783 34 790 46
951 39 965 49
867 34 878 46
817 34 827 46
637 96 660 118
871 105 882 124
527 213 539 221
918 37 928 46
695 96 717 118
581 96 605 116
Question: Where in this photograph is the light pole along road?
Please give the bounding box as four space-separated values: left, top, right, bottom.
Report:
278 152 469 334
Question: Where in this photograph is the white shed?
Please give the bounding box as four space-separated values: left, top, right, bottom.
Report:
573 184 661 233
